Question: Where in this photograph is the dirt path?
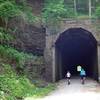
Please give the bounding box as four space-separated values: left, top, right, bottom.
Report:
25 77 100 100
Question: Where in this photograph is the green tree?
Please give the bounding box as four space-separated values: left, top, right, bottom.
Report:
42 0 75 34
0 0 37 28
42 0 74 23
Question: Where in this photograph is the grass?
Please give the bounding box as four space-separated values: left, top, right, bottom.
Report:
0 55 56 100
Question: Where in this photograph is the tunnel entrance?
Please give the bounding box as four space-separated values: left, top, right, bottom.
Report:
55 28 98 81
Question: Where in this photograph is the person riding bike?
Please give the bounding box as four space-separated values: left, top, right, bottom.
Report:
80 69 86 84
65 71 71 85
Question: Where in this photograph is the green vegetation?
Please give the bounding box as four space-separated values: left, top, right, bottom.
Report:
42 0 74 23
0 0 56 99
42 0 100 34
95 6 100 19
0 65 34 100
1 0 100 99
0 1 20 19
0 64 55 100
42 0 75 34
0 45 32 69
0 45 55 99
0 27 14 44
42 0 100 22
0 0 38 28
0 45 44 78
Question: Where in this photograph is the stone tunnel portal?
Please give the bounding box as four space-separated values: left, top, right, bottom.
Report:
55 28 98 81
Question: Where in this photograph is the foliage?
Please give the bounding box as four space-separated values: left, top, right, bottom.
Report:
0 45 45 75
0 1 20 20
95 6 100 19
0 27 14 43
42 0 100 23
0 45 34 69
0 64 35 100
0 64 55 100
0 1 56 99
42 0 75 34
0 0 38 27
42 0 75 23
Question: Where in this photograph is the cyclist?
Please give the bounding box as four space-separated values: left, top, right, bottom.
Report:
80 68 86 84
65 71 71 85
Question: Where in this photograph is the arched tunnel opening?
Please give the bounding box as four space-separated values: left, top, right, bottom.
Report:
55 28 98 81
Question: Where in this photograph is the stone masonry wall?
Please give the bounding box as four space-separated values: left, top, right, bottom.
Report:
45 19 100 82
8 0 45 55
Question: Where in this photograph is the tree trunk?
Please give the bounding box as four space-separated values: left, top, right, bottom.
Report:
89 0 92 18
74 0 77 16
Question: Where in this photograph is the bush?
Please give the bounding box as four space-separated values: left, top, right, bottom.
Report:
0 64 56 100
0 27 14 43
0 1 20 21
0 45 45 79
0 45 34 69
42 0 75 23
0 64 35 99
0 0 38 26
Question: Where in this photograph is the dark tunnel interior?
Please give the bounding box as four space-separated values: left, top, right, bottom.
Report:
55 28 98 80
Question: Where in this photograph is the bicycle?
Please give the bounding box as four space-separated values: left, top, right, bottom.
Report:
81 76 86 85
67 77 70 85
